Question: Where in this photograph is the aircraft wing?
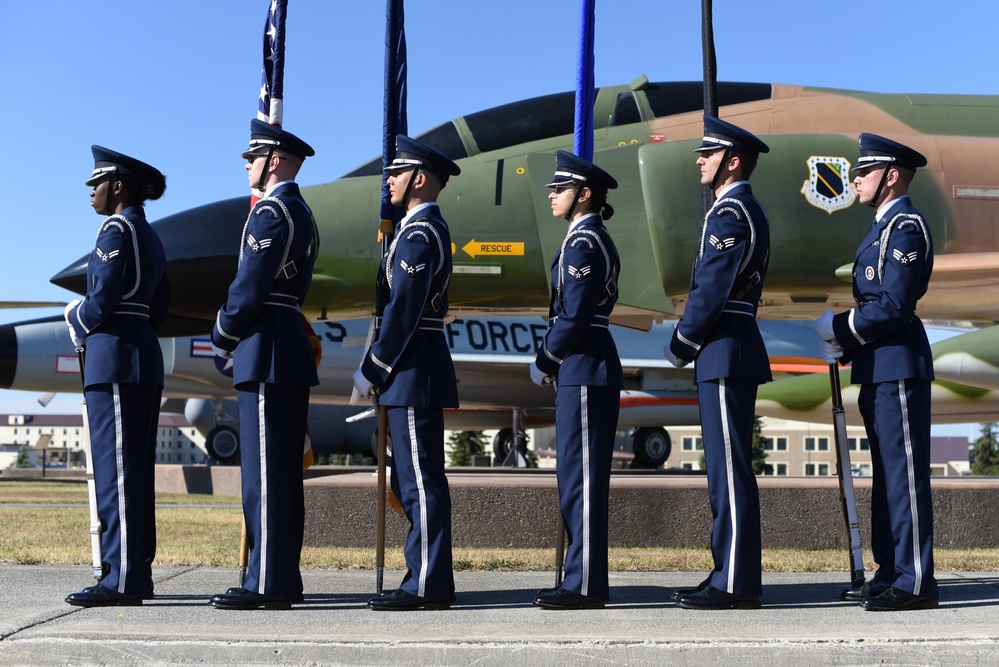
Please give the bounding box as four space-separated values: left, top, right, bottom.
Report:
757 326 999 426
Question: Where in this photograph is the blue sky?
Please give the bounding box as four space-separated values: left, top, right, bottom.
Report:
2 0 997 423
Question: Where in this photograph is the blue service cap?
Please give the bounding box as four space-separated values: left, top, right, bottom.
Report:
851 133 927 172
243 119 315 161
85 146 163 187
544 150 618 190
384 135 461 181
693 115 770 156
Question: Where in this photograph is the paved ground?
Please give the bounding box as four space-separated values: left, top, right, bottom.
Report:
2 566 999 665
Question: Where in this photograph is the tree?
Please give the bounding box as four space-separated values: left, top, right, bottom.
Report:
970 422 999 476
448 431 487 467
13 447 29 468
751 416 771 475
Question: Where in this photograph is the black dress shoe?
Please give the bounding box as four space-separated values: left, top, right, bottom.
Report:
840 579 889 602
142 582 155 600
671 577 711 602
65 584 142 608
677 585 760 610
533 587 605 610
861 586 938 611
210 589 292 610
367 589 450 611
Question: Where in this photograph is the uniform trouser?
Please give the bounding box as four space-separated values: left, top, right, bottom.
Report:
697 377 762 597
554 384 619 601
86 382 161 596
387 406 454 601
859 379 936 598
237 382 309 597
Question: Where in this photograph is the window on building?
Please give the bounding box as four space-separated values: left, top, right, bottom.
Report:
762 462 788 476
804 437 830 452
682 436 704 451
763 435 788 451
804 463 830 476
848 437 870 451
857 464 872 476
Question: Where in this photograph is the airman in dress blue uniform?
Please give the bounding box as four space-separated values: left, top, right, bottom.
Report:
353 135 460 611
64 147 169 607
665 116 771 610
530 150 622 610
209 120 319 610
816 133 938 611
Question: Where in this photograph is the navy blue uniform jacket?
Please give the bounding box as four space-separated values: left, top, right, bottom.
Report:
361 204 458 408
68 205 168 387
831 195 934 384
669 182 772 384
536 214 623 388
212 182 319 387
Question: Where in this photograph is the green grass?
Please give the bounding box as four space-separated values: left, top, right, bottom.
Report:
3 479 999 571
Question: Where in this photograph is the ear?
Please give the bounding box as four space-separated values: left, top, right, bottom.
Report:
728 153 742 173
577 185 593 203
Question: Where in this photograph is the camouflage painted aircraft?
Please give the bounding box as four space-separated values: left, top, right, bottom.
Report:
40 77 999 428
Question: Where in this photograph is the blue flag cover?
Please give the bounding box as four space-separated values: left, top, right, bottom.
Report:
381 0 408 230
258 0 287 126
574 0 596 161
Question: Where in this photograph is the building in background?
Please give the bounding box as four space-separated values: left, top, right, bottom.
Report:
0 413 207 470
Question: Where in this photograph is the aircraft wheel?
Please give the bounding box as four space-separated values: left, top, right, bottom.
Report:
205 425 240 465
632 427 671 468
492 427 528 462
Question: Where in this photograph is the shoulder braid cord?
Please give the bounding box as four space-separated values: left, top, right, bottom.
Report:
876 212 931 282
556 228 618 311
693 197 769 304
385 218 450 314
239 196 317 280
98 214 142 300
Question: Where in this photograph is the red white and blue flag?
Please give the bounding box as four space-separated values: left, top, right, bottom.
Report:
258 0 287 126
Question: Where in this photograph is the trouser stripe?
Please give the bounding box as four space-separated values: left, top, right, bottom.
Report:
113 384 127 594
719 379 738 593
899 380 923 595
580 386 591 596
409 407 430 597
257 389 268 592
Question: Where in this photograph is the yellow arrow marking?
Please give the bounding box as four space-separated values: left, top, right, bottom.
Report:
462 239 525 258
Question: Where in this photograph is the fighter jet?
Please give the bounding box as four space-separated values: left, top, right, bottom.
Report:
0 314 826 466
38 78 999 440
48 77 999 335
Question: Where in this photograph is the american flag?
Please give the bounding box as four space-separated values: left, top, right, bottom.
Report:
258 0 287 126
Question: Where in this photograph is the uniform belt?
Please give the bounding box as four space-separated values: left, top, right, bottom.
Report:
721 300 757 317
115 302 150 318
375 316 445 333
262 292 300 308
548 314 610 328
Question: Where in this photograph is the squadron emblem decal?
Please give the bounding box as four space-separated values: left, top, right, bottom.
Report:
800 156 855 214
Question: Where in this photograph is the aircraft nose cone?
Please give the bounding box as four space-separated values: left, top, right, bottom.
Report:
0 321 16 389
50 196 250 337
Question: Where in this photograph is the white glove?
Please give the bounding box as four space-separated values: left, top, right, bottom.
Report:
63 300 84 349
529 362 552 387
820 338 844 364
816 310 836 341
663 344 689 368
211 342 233 359
353 368 375 397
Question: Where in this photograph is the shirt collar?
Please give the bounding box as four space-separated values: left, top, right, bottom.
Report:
568 212 601 232
263 180 294 198
875 195 907 224
400 201 437 228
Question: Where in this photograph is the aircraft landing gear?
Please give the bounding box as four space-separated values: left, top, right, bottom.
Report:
205 425 240 465
492 427 529 465
631 427 671 468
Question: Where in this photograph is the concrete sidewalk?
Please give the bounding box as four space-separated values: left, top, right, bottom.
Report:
1 565 998 665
